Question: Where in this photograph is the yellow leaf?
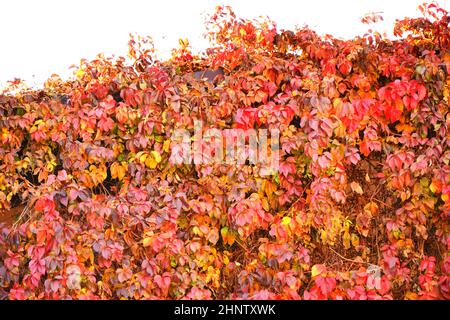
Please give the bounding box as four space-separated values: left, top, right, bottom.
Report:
396 123 415 133
143 237 152 247
192 226 201 236
261 198 270 211
145 156 157 169
139 81 147 90
76 68 85 78
151 150 162 163
400 191 410 202
117 163 127 180
281 216 291 226
264 180 276 198
334 123 346 137
110 162 119 179
320 230 328 243
45 161 55 172
405 292 419 300
420 177 429 188
343 231 351 249
311 264 326 278
429 181 438 193
364 201 378 216
163 139 171 153
333 98 342 108
137 152 147 164
227 233 236 246
351 233 360 247
220 226 235 246
220 226 228 239
350 181 363 195
178 38 189 47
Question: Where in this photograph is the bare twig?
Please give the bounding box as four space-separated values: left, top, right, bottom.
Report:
329 247 370 265
12 203 31 231
372 197 393 209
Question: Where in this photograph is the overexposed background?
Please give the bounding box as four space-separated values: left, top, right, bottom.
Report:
0 0 448 87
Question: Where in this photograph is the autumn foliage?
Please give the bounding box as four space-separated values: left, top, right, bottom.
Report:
0 3 449 300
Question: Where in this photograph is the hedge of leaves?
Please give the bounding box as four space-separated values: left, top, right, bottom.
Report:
0 3 449 300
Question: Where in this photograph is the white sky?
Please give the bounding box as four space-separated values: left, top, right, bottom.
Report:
0 0 448 87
